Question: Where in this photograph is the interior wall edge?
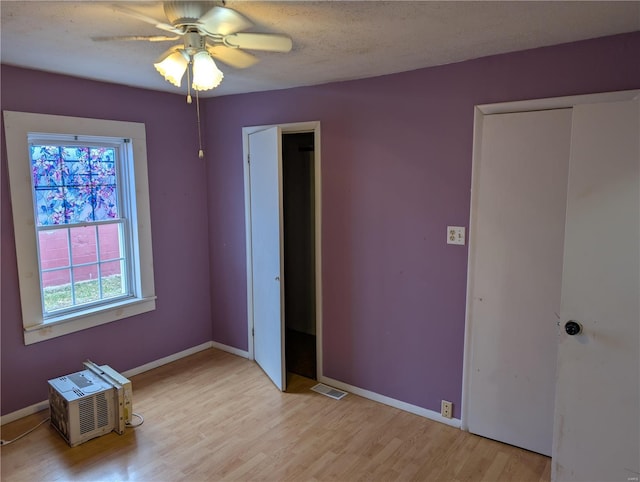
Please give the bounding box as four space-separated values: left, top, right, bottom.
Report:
210 340 250 359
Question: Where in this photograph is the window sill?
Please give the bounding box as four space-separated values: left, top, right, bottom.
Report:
23 296 156 345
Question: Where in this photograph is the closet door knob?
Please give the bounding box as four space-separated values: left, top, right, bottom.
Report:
564 320 583 336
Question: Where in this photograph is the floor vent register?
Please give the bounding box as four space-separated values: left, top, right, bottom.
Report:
311 383 348 400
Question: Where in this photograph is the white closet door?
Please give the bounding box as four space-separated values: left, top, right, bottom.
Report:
466 109 572 456
552 99 639 481
249 126 286 391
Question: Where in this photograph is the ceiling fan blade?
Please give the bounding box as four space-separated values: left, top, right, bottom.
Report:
223 33 293 53
92 35 180 42
112 4 183 35
207 45 258 69
198 6 253 36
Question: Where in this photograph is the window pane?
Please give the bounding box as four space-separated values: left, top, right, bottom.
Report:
101 260 125 299
73 265 100 305
61 147 90 185
94 185 118 220
91 148 118 221
32 144 119 225
72 263 98 284
31 145 63 187
70 226 97 265
66 186 95 223
35 188 67 225
90 148 116 183
38 229 69 271
98 223 122 261
43 271 73 313
42 267 71 292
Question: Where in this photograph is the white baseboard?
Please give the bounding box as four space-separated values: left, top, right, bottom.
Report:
122 341 213 378
318 375 462 429
0 400 50 426
211 341 250 359
1 341 215 426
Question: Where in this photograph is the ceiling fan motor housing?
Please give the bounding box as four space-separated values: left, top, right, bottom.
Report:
164 1 218 27
183 31 207 55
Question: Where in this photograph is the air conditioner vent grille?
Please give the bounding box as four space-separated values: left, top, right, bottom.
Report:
96 392 109 428
79 398 95 434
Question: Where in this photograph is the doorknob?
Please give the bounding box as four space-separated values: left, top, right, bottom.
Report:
564 320 583 336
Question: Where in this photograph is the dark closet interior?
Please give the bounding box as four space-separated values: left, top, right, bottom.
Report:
282 132 316 380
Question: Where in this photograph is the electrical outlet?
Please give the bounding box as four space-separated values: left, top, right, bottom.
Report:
441 400 453 419
447 226 465 245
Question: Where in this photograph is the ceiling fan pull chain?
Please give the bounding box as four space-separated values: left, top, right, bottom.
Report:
186 59 193 104
196 89 204 159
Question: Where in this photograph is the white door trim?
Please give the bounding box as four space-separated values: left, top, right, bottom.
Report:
461 89 639 431
242 121 323 379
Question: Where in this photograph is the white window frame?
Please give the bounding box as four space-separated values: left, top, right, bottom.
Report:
4 111 156 345
29 135 132 318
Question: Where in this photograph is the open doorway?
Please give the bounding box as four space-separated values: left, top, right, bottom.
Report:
282 132 316 380
243 121 322 391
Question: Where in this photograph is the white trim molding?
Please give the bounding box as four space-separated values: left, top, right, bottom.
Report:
319 375 462 429
211 341 250 359
3 111 156 345
121 342 213 378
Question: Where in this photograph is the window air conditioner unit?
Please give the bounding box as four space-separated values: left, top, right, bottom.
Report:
48 361 132 447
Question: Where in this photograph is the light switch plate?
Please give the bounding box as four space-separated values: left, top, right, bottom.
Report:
447 226 465 245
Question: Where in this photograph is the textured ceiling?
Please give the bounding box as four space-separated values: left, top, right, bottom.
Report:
1 1 639 97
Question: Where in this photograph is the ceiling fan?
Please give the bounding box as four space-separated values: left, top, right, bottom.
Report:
95 1 293 91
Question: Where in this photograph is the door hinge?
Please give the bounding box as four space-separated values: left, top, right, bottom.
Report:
247 155 250 164
252 327 254 337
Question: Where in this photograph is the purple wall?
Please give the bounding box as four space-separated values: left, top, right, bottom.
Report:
1 32 638 418
1 67 213 415
206 32 640 416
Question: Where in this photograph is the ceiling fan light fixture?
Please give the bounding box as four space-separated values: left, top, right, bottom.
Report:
154 49 188 87
191 51 223 91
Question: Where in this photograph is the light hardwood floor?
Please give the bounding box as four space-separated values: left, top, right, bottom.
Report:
1 348 550 481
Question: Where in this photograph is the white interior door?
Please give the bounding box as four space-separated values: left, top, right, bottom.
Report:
552 99 639 481
466 109 572 456
248 126 286 391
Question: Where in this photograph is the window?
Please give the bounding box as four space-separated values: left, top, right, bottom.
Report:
4 112 155 344
31 140 129 315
